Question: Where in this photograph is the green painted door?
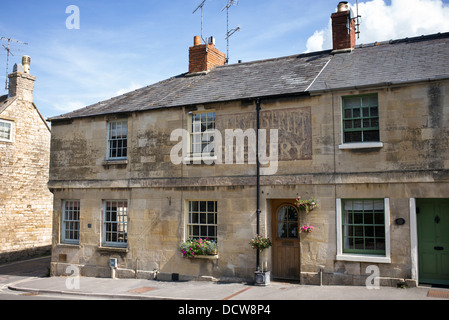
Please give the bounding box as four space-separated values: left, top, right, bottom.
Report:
417 199 449 285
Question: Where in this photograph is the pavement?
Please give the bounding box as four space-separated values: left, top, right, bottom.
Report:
2 256 449 301
6 276 449 300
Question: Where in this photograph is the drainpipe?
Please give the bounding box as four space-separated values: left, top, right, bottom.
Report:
256 98 261 272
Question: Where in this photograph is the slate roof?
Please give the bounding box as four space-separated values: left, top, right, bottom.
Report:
49 32 449 121
0 95 16 115
309 32 449 92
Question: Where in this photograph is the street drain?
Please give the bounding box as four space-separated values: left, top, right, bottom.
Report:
427 290 449 299
128 287 157 294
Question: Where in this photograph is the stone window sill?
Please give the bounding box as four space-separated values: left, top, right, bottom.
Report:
336 254 391 264
102 159 128 168
56 243 80 249
98 246 128 253
338 142 384 150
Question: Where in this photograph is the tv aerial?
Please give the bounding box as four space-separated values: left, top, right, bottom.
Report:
222 0 240 64
349 0 362 39
1 37 28 90
193 0 208 44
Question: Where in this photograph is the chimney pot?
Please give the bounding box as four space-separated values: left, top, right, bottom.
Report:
194 36 201 46
337 1 349 12
22 55 31 74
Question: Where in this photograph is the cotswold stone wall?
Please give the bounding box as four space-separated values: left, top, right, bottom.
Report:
0 99 52 263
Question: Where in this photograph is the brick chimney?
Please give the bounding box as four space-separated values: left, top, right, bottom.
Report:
189 36 226 73
331 1 356 52
8 55 35 103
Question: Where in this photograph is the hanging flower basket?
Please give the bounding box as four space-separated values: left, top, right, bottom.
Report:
296 196 318 213
300 224 315 233
249 234 272 251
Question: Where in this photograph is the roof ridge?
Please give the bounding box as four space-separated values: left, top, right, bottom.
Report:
217 49 333 68
355 31 449 49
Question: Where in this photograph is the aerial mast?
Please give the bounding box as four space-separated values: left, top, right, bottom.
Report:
1 37 28 90
222 0 240 64
193 0 208 44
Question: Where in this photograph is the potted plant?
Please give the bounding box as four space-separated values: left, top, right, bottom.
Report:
250 234 272 286
180 238 217 258
296 196 318 213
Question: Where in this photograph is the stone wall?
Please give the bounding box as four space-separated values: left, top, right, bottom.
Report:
0 97 53 263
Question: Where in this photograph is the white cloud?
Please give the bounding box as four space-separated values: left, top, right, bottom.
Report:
115 82 144 96
306 30 325 53
305 0 449 52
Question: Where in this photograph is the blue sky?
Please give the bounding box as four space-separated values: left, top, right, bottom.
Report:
1 0 448 119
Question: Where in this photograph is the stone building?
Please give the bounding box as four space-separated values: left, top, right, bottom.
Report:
0 56 53 263
48 3 449 286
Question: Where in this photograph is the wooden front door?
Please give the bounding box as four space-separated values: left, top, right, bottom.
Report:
417 199 449 286
272 200 301 280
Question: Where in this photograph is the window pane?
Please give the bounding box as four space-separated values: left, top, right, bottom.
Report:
108 120 128 159
190 112 215 156
103 200 128 246
344 97 361 109
344 120 353 129
278 207 288 221
62 200 80 243
362 95 378 107
287 206 298 220
344 131 362 143
363 130 380 142
208 226 216 238
276 205 299 239
278 222 287 238
187 201 218 241
344 109 352 118
0 121 11 140
362 107 370 117
288 223 298 238
342 95 379 143
342 199 385 255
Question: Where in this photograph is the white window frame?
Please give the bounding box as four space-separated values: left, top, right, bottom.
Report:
102 200 128 248
61 200 80 245
338 94 384 150
336 198 391 263
184 111 217 163
186 200 218 241
107 120 128 160
0 119 13 143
